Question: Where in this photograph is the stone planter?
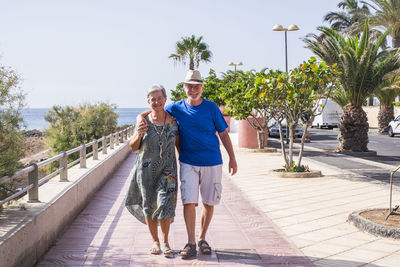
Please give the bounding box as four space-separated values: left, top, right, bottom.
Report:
269 169 322 178
238 119 267 149
238 147 277 153
348 209 400 239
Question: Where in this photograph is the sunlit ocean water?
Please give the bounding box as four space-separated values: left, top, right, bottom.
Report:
21 108 147 131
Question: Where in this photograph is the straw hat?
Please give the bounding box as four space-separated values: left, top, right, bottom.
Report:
183 70 203 84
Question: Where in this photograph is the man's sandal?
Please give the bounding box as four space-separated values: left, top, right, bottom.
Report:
150 241 161 255
180 243 197 259
198 240 212 255
161 243 174 258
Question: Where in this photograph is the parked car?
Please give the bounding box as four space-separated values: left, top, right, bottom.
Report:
312 98 342 129
268 123 303 138
388 115 400 137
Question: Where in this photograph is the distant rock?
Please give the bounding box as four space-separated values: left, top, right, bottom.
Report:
23 129 43 138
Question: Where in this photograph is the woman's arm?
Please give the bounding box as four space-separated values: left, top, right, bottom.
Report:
129 114 150 151
129 132 143 152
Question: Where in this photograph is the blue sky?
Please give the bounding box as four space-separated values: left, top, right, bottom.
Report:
0 0 339 108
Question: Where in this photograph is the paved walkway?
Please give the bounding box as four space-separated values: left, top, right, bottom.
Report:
224 147 400 267
36 151 312 266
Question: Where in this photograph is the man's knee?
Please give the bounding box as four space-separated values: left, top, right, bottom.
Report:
202 203 214 209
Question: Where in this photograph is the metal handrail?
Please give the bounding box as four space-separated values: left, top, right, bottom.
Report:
0 125 134 206
386 164 400 220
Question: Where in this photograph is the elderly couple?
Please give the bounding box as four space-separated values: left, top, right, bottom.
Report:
125 70 237 259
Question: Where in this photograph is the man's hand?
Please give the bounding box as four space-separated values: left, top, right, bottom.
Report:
136 118 148 135
218 129 238 176
136 111 151 134
229 157 238 176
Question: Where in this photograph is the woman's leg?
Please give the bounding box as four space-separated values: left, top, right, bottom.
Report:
160 218 173 255
145 216 160 254
159 218 171 244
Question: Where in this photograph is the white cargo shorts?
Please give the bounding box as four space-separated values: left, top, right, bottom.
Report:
179 161 223 206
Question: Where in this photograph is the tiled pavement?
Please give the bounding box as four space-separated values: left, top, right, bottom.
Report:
36 151 312 266
223 147 400 267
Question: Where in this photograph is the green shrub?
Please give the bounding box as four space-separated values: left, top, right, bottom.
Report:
45 103 119 161
0 65 25 201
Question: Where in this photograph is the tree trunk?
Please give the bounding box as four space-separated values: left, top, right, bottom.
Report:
392 34 400 49
297 123 310 167
288 124 295 169
378 104 394 133
278 123 289 170
189 58 194 70
257 130 265 149
338 105 369 152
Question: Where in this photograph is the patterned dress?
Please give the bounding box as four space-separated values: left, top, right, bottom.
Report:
125 116 178 224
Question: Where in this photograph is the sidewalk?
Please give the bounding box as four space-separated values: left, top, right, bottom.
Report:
36 143 400 266
223 147 400 266
36 151 312 266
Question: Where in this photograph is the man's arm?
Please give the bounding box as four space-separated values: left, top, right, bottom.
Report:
175 135 181 154
136 110 152 126
218 129 237 176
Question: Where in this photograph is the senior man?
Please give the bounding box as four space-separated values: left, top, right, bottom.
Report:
137 69 237 259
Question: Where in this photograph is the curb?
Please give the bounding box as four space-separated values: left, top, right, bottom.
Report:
237 147 278 153
269 169 322 178
348 209 400 239
336 150 377 157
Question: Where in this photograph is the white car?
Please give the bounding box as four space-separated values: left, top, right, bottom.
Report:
268 124 303 138
388 115 400 137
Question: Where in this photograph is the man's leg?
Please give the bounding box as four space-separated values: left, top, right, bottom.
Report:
180 203 197 257
199 203 214 241
183 203 197 245
179 162 199 258
197 164 222 254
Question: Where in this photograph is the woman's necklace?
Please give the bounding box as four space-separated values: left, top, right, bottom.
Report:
151 112 167 160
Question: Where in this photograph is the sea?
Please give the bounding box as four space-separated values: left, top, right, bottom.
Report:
21 108 147 131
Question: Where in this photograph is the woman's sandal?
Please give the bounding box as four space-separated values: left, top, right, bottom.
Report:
198 240 212 255
150 241 161 255
161 243 174 258
180 243 197 259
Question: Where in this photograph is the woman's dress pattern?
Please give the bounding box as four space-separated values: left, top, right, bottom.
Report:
125 117 178 224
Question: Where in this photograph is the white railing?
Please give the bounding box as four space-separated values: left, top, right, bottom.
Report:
0 126 134 206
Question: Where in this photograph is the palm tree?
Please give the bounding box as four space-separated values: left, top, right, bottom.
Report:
304 20 400 151
324 0 370 32
169 35 212 70
364 0 400 48
375 73 400 132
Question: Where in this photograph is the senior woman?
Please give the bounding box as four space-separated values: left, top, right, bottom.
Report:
126 84 179 257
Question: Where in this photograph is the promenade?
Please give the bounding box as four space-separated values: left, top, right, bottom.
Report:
36 140 400 266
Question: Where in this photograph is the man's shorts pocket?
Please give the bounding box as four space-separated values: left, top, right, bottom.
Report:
214 183 222 202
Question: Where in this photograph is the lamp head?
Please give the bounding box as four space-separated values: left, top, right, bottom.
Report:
288 24 299 31
272 24 285 31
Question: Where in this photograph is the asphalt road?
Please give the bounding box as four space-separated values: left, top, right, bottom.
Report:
267 127 400 187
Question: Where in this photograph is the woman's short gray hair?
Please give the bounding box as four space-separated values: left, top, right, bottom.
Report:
147 84 167 99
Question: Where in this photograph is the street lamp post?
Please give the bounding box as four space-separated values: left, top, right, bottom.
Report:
228 61 243 71
272 24 299 144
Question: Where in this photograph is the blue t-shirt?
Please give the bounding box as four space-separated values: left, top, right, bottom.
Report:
165 99 228 166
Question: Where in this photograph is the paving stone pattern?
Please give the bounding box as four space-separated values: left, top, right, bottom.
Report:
36 152 312 266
